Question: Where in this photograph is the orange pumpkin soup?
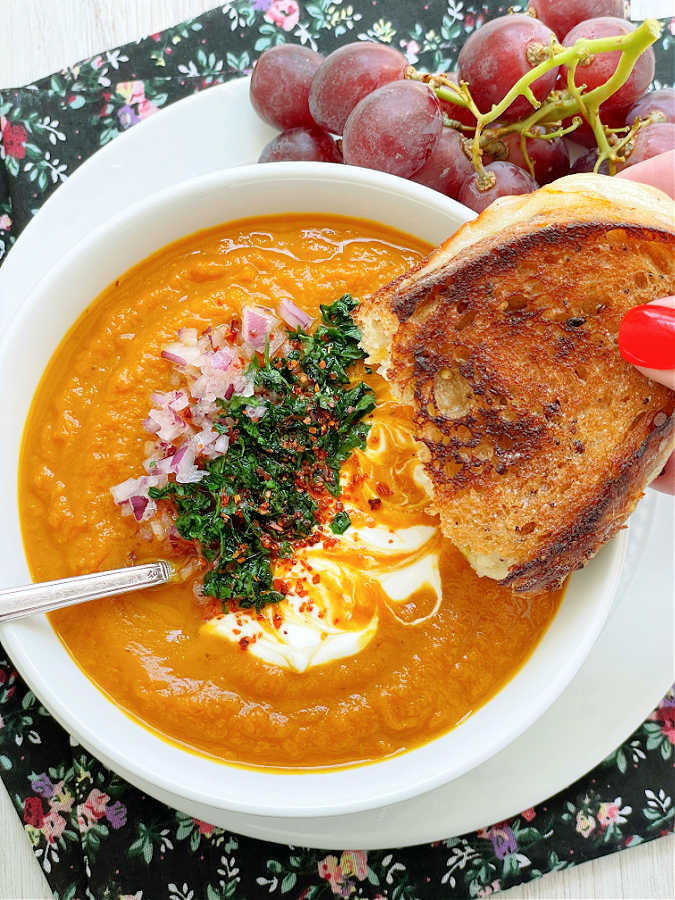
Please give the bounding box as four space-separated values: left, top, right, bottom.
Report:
19 214 562 769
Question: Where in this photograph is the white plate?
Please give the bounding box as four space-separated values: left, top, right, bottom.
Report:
0 78 672 848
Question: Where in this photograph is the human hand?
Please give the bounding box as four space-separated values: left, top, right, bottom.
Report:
617 150 675 494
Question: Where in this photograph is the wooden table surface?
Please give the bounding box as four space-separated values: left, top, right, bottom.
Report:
0 2 673 898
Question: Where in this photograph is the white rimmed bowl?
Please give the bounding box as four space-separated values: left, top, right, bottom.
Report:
0 162 626 822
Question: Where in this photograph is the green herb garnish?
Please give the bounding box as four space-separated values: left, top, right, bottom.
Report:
330 511 352 535
150 295 375 611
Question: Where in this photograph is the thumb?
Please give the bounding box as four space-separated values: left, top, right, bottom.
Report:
618 296 675 391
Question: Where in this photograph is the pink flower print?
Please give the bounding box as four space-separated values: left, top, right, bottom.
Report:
340 850 368 881
521 807 536 822
265 0 300 32
663 720 675 745
116 80 146 105
194 818 214 836
91 55 104 70
50 781 74 814
318 855 347 895
655 696 675 744
1 119 27 160
80 788 109 827
597 798 630 829
137 99 159 120
105 800 127 830
476 881 502 897
23 796 44 828
0 214 12 231
41 810 66 845
400 39 420 64
576 810 596 838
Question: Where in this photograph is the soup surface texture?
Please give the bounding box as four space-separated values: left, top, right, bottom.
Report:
20 215 562 769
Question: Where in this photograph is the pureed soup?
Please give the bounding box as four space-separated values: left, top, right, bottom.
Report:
20 214 562 769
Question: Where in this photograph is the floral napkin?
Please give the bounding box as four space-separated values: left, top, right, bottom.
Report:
0 3 673 898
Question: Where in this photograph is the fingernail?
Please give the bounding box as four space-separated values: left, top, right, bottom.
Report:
618 304 675 369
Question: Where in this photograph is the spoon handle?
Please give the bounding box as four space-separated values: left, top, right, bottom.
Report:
0 561 173 624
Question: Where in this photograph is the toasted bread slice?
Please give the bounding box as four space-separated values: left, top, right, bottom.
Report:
355 174 675 592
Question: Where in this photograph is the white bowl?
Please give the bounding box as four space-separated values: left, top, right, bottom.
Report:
0 162 625 821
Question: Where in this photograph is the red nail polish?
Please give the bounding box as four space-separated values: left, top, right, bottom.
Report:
618 304 675 369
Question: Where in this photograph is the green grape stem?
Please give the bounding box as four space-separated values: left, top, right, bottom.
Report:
421 18 662 182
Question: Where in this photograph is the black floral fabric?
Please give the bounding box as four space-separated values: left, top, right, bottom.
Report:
0 3 673 898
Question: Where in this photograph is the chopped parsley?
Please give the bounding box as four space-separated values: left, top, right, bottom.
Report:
330 510 352 535
149 295 375 611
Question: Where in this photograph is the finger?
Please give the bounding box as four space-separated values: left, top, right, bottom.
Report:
649 451 675 495
619 297 675 390
616 149 675 200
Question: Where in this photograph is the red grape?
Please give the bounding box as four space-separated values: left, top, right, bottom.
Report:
626 88 675 126
457 15 560 121
342 81 443 178
309 43 408 135
458 161 539 213
616 122 675 170
250 44 323 130
562 18 655 114
488 128 570 183
258 127 342 163
528 0 624 40
410 129 475 198
568 148 609 175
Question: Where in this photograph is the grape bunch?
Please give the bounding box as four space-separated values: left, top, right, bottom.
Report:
250 4 673 214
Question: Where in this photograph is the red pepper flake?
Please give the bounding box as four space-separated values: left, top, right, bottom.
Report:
239 637 250 650
273 613 283 629
376 481 393 497
368 497 382 510
311 573 321 584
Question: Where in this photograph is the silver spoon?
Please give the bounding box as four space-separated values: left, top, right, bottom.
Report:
0 561 173 624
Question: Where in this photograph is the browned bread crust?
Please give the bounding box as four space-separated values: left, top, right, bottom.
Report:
356 175 675 592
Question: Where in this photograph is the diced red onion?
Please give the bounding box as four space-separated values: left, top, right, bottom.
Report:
161 350 187 366
110 477 143 504
161 341 202 367
242 305 277 351
233 375 255 398
130 495 149 521
267 329 286 358
278 299 313 331
177 327 198 345
245 402 267 422
143 416 160 434
210 348 235 371
213 434 229 454
146 406 189 443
